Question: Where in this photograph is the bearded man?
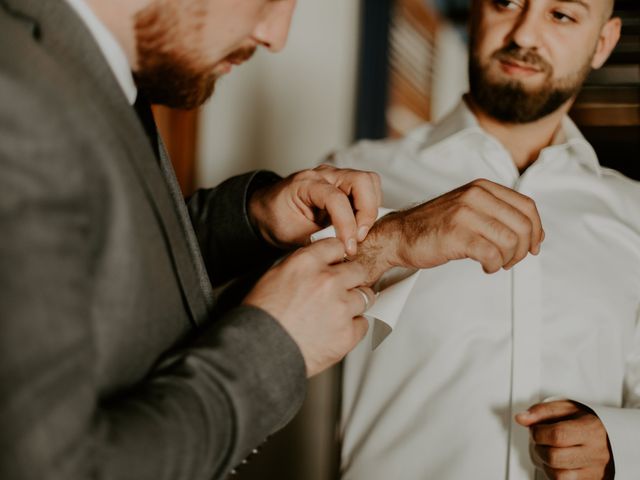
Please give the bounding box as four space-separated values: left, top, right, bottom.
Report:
328 0 639 479
0 0 548 479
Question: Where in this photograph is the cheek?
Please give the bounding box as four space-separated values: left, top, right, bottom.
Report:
544 30 594 77
473 17 511 58
195 3 262 61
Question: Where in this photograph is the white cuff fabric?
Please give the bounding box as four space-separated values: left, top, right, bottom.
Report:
581 403 640 480
310 208 419 349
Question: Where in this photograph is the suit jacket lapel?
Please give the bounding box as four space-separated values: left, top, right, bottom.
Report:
5 0 212 326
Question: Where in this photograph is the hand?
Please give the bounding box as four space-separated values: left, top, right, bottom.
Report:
243 238 375 377
248 164 382 256
354 178 545 284
515 400 615 480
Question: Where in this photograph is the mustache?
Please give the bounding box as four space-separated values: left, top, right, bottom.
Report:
224 46 257 65
492 43 552 74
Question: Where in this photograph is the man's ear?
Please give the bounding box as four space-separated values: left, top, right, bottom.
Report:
591 17 622 70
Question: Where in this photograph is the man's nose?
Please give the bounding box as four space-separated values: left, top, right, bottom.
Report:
253 0 297 53
508 9 542 50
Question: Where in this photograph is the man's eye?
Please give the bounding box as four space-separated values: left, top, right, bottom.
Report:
551 11 576 23
494 0 521 10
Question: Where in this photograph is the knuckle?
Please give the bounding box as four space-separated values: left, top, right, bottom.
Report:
556 470 576 480
521 216 534 235
500 228 519 249
462 185 485 203
337 295 351 314
328 188 347 203
524 195 537 212
470 178 489 187
295 169 318 182
453 203 473 222
351 261 368 279
547 448 563 466
476 243 502 273
368 171 381 184
294 250 317 270
317 270 335 290
483 244 502 264
549 427 565 446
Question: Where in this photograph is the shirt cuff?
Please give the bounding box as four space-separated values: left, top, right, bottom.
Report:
580 402 640 480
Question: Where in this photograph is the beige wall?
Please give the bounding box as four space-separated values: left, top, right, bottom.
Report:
196 0 362 188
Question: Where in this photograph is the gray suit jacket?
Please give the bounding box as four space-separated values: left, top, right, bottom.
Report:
0 1 306 479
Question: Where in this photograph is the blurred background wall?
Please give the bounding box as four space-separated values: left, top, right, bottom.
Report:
195 0 362 188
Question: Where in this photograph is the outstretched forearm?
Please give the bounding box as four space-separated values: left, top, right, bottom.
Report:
351 178 547 284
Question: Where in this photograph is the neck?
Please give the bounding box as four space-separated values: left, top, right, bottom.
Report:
84 0 146 70
466 95 572 173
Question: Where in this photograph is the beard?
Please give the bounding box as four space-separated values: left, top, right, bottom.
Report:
468 41 593 124
133 1 255 109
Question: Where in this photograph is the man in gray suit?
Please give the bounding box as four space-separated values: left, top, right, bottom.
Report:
0 1 543 479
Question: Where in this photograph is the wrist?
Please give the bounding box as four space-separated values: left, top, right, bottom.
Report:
353 212 403 285
246 171 282 248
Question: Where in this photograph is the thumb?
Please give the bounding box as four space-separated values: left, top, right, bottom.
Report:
515 400 581 427
515 411 537 427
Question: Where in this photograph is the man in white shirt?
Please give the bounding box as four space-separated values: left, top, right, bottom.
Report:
329 0 640 479
1 0 549 479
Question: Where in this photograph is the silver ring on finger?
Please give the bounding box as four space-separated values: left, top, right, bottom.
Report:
354 287 371 314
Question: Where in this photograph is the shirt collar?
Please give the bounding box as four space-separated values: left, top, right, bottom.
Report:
64 0 137 105
555 115 601 175
421 96 602 176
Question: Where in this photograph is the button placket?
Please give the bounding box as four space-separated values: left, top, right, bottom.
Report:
506 175 543 480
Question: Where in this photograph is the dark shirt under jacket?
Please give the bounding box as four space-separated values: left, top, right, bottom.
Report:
0 1 306 479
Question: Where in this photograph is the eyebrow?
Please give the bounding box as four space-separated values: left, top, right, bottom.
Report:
556 0 591 12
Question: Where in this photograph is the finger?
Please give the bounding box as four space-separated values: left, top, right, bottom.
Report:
332 260 370 289
461 184 533 268
530 439 545 470
307 183 358 255
532 418 591 447
348 316 370 350
347 286 376 317
464 211 521 268
541 464 583 480
344 172 382 241
316 166 382 242
535 445 590 470
465 234 505 274
517 401 582 426
472 179 544 255
301 238 347 265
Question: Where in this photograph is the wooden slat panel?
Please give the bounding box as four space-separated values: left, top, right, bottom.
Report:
152 106 200 197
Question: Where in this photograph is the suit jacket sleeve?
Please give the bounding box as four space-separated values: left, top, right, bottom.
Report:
186 171 283 287
0 96 306 480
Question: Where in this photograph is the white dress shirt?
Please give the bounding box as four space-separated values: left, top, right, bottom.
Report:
64 0 137 104
330 99 640 480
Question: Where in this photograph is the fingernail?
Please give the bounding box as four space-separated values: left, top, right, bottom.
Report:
357 226 369 242
532 244 540 255
347 238 357 255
